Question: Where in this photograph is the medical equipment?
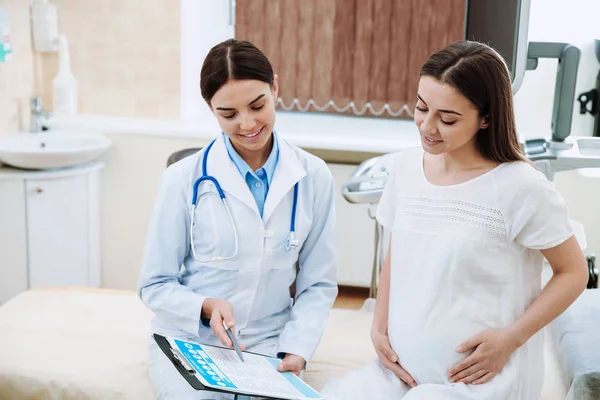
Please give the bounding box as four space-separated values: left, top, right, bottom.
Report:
596 39 600 138
576 39 600 138
341 155 393 298
466 0 531 93
521 41 598 287
587 255 598 289
520 41 600 182
190 138 299 263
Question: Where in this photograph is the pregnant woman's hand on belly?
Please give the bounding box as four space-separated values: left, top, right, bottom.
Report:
202 298 246 350
448 328 520 385
372 330 417 387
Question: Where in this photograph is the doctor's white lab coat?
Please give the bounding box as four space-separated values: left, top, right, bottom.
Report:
137 135 338 363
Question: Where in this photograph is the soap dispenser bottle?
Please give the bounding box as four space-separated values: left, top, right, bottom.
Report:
52 34 78 117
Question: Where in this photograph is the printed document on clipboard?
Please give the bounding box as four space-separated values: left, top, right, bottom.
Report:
153 334 324 400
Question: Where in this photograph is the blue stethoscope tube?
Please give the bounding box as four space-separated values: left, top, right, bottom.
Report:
190 138 299 263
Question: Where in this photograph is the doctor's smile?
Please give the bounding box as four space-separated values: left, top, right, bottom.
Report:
240 126 264 139
237 125 266 144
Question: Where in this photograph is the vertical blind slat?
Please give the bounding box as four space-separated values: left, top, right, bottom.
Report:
387 0 414 110
296 0 316 105
245 0 266 52
429 0 451 61
263 0 282 78
311 0 336 107
405 0 436 110
449 0 467 45
351 0 374 112
332 0 357 106
278 0 300 101
369 0 393 110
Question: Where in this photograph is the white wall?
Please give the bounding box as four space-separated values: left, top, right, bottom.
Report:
97 134 201 289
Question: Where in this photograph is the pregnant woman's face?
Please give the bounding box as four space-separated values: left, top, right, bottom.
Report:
414 76 488 157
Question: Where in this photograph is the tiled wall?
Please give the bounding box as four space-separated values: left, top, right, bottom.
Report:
38 0 180 119
0 0 181 132
0 0 34 133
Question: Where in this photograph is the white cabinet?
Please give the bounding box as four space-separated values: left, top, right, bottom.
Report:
26 176 89 288
329 163 376 288
0 163 103 304
0 179 28 303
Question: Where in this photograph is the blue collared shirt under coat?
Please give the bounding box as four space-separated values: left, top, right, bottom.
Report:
224 133 279 217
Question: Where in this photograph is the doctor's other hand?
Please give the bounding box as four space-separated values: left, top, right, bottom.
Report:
371 330 417 387
277 353 306 376
448 327 521 385
202 298 246 350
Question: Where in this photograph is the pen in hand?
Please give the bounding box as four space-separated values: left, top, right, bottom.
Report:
223 320 245 362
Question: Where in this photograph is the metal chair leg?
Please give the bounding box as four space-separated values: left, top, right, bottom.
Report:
587 254 598 289
367 204 385 299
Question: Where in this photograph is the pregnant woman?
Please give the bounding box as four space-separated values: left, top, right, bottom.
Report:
322 41 588 400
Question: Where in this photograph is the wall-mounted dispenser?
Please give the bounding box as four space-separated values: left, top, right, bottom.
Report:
0 8 11 62
30 0 58 52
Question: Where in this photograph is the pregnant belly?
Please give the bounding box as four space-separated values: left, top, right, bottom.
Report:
388 321 487 385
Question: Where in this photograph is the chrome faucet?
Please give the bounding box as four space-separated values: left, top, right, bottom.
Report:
30 96 51 133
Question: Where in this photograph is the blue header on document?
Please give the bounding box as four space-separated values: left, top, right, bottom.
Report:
174 338 237 390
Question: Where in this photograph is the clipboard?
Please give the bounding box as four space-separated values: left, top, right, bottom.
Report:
153 334 324 400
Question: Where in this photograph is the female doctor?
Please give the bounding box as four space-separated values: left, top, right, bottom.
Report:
138 39 338 399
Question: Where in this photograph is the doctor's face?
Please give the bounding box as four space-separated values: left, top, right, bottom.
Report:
210 77 278 154
414 76 487 156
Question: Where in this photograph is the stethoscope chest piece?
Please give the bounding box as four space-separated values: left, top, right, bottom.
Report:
285 233 299 252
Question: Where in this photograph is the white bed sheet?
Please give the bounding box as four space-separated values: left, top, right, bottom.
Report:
548 289 600 399
0 289 570 400
0 289 155 400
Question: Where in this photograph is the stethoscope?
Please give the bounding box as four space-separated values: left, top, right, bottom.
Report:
190 138 299 263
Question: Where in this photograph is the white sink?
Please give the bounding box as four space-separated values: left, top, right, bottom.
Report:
0 131 112 170
577 137 600 157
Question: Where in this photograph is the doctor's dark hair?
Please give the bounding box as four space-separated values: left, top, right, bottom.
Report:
200 39 275 105
420 41 525 163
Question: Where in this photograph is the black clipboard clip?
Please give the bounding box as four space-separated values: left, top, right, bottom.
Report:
154 334 206 391
170 347 196 374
